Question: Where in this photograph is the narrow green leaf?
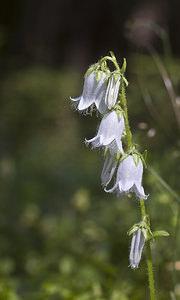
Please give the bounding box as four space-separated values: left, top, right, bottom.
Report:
152 230 170 238
121 58 127 73
110 51 115 59
123 76 129 86
143 150 148 161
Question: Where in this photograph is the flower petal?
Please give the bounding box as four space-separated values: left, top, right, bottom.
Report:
70 96 81 102
85 136 100 148
116 139 124 154
99 111 124 147
129 233 136 268
133 184 149 200
117 156 136 191
134 158 149 199
104 182 118 193
78 96 94 110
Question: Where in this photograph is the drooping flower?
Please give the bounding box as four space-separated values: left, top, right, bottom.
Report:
105 155 148 199
101 152 118 187
129 228 145 269
104 74 120 109
70 71 108 114
85 110 124 154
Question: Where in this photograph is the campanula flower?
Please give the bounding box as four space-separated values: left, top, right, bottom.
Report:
105 75 120 109
101 152 118 187
85 110 124 154
70 71 108 114
129 228 145 269
105 155 148 199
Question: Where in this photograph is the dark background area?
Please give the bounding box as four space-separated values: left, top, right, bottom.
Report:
0 0 180 67
0 0 179 299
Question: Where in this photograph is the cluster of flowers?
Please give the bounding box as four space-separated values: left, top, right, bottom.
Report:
70 55 149 269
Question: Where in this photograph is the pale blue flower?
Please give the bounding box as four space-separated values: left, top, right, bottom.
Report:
85 110 124 153
70 71 107 114
101 152 118 187
129 228 145 269
104 75 120 109
105 155 148 199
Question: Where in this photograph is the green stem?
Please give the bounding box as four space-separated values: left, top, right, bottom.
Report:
140 199 156 300
120 79 132 149
120 68 156 300
140 198 146 217
172 204 180 290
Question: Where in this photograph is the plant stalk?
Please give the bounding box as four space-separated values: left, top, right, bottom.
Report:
120 80 132 149
120 77 156 300
140 199 156 300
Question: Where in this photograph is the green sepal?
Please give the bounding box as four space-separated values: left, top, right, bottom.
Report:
152 230 170 238
142 227 149 240
128 215 153 241
110 51 116 59
132 153 139 166
116 109 123 120
127 224 139 236
140 150 148 168
123 76 129 86
121 58 127 73
143 149 148 161
100 61 107 72
115 151 121 161
85 67 94 77
85 63 98 77
95 70 103 82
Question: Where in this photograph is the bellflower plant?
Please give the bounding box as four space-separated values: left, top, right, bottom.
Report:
70 52 169 300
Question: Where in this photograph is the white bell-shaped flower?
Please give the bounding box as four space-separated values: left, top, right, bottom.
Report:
105 155 148 199
70 71 108 114
101 153 118 187
105 75 120 109
85 110 124 154
129 228 145 269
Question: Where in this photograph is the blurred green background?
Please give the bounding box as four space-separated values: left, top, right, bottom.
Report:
0 0 180 299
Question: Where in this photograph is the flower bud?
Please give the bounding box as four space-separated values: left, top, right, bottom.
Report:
105 75 120 109
101 153 118 187
129 228 145 269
